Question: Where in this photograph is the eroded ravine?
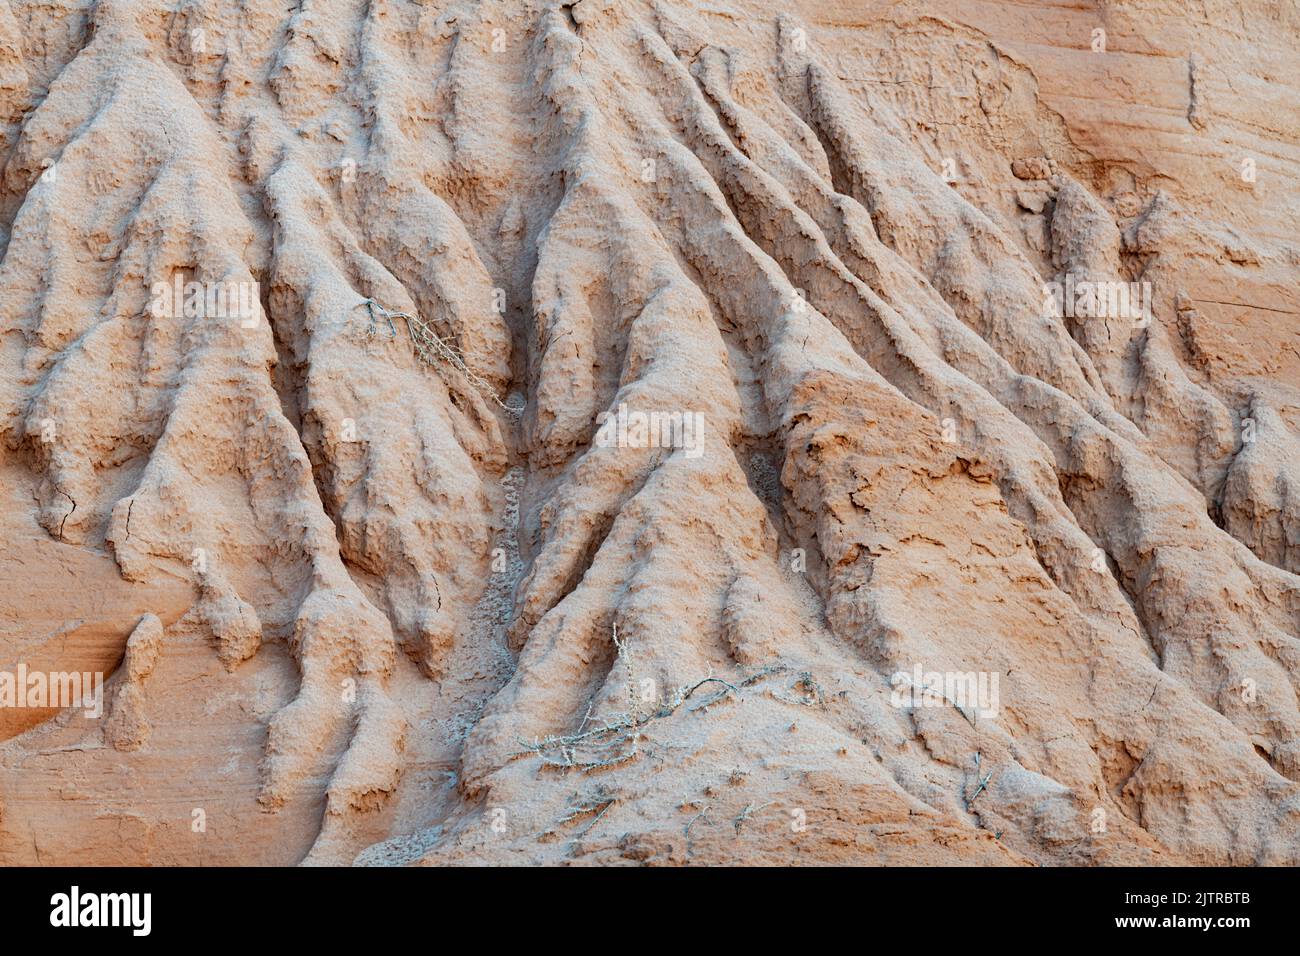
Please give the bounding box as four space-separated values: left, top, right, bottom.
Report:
0 0 1297 866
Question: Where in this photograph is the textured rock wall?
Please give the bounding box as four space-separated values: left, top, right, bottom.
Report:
0 0 1296 866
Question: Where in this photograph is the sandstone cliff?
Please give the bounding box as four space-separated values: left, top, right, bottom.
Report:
0 0 1297 866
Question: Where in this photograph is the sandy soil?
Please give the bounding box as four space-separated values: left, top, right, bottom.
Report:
0 0 1298 866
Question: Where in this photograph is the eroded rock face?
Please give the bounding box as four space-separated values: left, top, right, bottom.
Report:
0 0 1297 866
